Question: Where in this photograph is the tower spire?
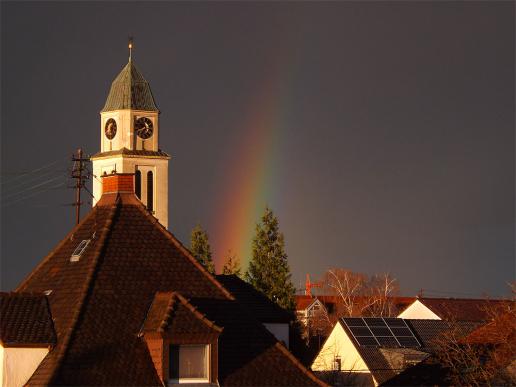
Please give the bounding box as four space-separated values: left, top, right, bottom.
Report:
128 36 133 61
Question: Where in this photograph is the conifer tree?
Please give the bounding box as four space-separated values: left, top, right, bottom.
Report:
222 250 242 277
245 207 296 310
190 224 215 274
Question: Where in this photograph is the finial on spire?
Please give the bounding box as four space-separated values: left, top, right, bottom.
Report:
128 36 133 61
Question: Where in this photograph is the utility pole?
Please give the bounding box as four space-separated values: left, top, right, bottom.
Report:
71 148 90 224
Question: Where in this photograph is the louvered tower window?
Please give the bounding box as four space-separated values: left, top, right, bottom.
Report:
147 171 153 212
135 170 141 199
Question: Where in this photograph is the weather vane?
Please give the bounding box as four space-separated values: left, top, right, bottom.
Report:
128 36 133 60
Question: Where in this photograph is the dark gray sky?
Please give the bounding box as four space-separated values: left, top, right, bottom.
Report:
1 2 514 297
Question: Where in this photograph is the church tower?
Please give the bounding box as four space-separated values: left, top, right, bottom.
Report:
91 46 170 228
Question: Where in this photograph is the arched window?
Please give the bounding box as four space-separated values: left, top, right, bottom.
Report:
147 171 154 212
135 170 141 199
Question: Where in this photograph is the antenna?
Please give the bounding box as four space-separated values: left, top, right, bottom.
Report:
71 148 91 225
128 36 133 61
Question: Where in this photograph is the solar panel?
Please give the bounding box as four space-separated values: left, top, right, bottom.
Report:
349 327 372 337
376 336 399 347
356 336 378 346
396 336 420 348
390 327 412 336
384 318 407 327
367 318 387 327
342 317 421 348
369 327 391 336
343 317 367 327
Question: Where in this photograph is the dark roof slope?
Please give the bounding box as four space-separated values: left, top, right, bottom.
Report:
141 291 222 335
102 60 158 112
0 292 56 347
216 274 294 324
17 191 323 386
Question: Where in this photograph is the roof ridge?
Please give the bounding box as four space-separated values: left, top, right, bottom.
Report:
131 204 235 301
171 292 223 333
273 342 328 387
44 198 120 385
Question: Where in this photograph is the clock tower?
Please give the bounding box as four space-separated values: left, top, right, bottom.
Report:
91 50 170 228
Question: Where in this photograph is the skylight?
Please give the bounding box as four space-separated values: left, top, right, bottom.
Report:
70 239 91 262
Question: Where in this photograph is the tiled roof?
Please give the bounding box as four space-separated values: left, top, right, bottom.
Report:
90 147 170 160
17 190 324 386
410 297 510 321
101 60 158 112
0 292 56 347
216 274 294 323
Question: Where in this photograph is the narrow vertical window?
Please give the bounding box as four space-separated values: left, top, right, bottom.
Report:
147 171 153 212
135 170 141 199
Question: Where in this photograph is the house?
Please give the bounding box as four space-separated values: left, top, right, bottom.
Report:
0 293 56 387
383 311 516 386
1 52 325 386
216 274 294 348
311 317 477 386
397 297 510 321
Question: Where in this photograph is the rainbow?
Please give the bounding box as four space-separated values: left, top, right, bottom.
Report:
210 55 293 272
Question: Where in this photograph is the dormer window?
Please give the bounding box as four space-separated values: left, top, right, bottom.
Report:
141 292 222 386
169 344 210 383
70 239 91 262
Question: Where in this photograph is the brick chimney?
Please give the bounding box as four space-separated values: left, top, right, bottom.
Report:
101 173 134 195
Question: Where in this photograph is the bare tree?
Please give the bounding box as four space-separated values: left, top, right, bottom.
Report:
322 268 400 318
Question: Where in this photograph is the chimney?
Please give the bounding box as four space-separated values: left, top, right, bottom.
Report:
101 173 134 195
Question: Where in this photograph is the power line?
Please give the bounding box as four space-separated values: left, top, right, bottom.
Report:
1 182 66 207
0 159 64 185
1 168 68 194
1 175 66 201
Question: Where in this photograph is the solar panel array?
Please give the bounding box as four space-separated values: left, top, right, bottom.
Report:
341 317 421 348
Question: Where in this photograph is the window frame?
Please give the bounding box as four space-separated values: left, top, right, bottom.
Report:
168 343 210 384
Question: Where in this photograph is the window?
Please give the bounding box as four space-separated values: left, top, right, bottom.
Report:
70 239 91 262
333 356 341 371
147 171 153 212
135 170 141 199
169 344 209 383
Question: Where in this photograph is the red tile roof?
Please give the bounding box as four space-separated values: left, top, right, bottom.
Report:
141 291 222 335
411 297 511 321
16 187 325 386
0 292 56 347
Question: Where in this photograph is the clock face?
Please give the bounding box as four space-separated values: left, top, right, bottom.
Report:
104 118 117 140
135 117 154 140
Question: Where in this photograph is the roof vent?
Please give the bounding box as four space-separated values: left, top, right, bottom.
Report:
70 239 91 262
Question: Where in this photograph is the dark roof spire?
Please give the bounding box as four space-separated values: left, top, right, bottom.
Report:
101 41 158 113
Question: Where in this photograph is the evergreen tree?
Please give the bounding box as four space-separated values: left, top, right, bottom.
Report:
245 207 296 310
222 250 242 277
190 224 215 274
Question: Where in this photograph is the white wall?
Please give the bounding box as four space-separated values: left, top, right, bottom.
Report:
1 345 48 387
397 300 441 320
312 323 375 385
264 323 290 349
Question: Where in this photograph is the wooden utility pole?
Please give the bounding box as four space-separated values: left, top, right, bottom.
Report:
71 148 90 224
